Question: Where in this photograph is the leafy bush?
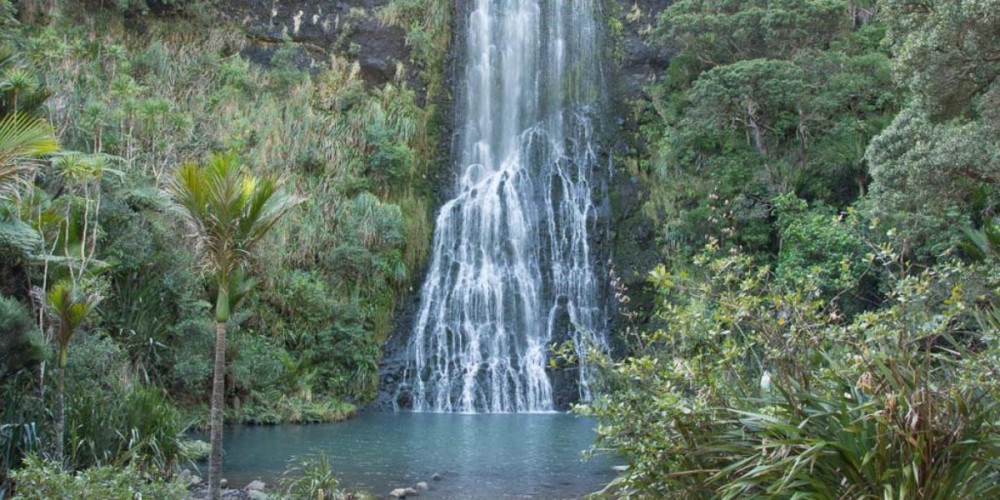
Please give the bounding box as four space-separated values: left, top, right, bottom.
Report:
772 194 873 315
177 438 209 462
63 334 183 471
228 329 292 407
169 317 213 397
0 295 44 382
10 455 184 499
581 249 1000 498
279 398 356 424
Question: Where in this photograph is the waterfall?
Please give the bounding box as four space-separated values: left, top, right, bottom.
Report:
402 0 608 413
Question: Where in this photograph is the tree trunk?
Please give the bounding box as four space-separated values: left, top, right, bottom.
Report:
55 364 64 469
208 321 227 500
748 116 766 156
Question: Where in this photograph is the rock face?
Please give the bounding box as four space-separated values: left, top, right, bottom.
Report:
605 0 672 338
614 0 673 100
218 0 416 89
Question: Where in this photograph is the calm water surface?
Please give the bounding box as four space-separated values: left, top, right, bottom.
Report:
212 412 617 499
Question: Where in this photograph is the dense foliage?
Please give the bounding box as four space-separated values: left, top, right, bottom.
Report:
11 456 185 499
2 0 999 497
0 0 451 495
583 0 1000 497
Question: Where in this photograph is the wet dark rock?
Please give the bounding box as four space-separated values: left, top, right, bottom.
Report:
217 0 416 88
604 0 673 339
614 0 673 99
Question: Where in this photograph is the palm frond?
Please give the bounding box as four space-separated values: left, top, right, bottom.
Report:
166 151 304 293
0 113 58 199
43 280 102 366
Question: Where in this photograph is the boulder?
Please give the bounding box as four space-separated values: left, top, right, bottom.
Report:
221 478 229 488
245 480 266 492
415 481 429 490
431 473 443 481
220 489 247 500
247 491 269 500
404 487 419 496
390 488 408 498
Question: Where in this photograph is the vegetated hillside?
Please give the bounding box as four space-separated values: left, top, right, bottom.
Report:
583 0 1000 497
0 0 452 461
2 0 1000 497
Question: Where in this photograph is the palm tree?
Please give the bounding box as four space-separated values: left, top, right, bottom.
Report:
42 280 102 468
167 152 302 500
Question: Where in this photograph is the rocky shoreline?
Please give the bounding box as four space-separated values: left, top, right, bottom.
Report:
183 470 445 499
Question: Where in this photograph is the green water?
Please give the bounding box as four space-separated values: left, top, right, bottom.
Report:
211 412 617 499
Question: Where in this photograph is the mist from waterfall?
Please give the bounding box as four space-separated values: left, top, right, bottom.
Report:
403 0 608 413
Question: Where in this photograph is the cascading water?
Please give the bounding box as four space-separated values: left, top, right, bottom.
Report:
402 0 609 413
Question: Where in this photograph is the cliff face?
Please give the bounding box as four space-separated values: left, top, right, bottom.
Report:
616 0 673 99
218 0 419 90
604 0 670 347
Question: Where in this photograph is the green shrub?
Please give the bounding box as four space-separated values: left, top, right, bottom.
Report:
0 296 44 382
177 438 209 462
10 455 184 499
228 329 292 406
281 451 372 500
773 194 872 315
63 334 183 471
279 398 356 424
169 317 213 397
232 403 283 426
581 250 1000 499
